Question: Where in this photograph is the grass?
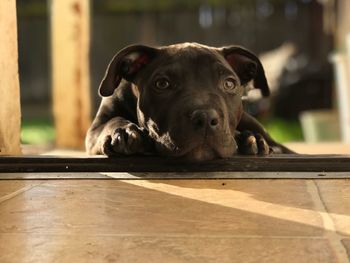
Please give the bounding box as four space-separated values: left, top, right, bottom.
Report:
21 118 55 145
20 117 303 145
262 118 304 143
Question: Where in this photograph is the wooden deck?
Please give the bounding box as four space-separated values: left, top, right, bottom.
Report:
0 143 350 262
0 178 350 262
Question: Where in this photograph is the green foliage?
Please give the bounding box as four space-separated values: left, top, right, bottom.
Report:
262 118 304 143
20 117 302 145
21 118 55 145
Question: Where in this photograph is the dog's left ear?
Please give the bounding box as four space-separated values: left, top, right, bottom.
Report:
99 44 158 97
220 46 270 97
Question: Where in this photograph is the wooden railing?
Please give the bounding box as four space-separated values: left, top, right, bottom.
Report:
0 0 91 155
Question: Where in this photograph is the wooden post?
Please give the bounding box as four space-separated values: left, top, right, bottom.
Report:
0 0 22 155
51 0 91 149
336 0 350 49
332 0 350 142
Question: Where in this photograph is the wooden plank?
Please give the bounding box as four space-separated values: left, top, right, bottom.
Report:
0 0 22 155
51 0 91 149
0 155 350 173
0 171 349 180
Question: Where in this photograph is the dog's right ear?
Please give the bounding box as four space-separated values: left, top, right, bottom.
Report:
219 46 270 97
99 44 158 97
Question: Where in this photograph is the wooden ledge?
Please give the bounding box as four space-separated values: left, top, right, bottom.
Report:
0 154 350 173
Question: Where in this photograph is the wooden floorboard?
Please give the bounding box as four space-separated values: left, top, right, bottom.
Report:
1 179 349 262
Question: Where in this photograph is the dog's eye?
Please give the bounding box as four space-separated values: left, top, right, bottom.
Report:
223 78 237 93
155 78 170 90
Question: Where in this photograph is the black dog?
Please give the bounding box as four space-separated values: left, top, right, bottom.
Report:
86 43 293 161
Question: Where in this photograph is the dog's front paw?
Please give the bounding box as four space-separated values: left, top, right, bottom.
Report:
101 124 152 156
236 131 271 155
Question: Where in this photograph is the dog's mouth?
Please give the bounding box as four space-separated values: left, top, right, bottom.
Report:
154 138 237 162
155 142 215 161
182 145 218 162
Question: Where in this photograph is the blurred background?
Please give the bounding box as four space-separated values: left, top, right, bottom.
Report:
17 0 350 153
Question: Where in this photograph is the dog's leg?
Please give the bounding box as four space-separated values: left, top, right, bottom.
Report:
86 97 154 156
86 118 154 156
236 111 295 154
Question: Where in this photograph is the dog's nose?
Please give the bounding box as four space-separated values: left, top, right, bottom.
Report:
191 109 220 130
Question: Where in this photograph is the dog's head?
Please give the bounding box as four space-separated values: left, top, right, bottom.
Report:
99 43 269 161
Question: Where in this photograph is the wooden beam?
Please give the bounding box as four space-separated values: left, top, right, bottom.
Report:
0 0 22 155
0 171 350 179
51 0 91 149
0 155 349 173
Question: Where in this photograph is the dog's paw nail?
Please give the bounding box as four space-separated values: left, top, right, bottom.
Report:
129 131 138 140
236 131 271 155
246 135 256 145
